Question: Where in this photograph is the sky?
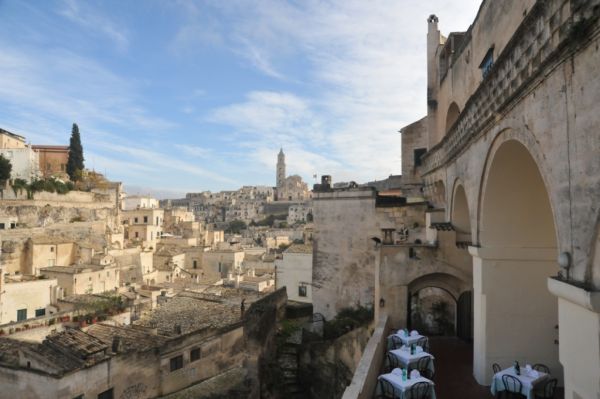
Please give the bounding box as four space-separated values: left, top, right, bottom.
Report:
0 0 481 198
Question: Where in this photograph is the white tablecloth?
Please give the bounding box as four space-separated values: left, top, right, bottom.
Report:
389 349 435 373
376 373 436 399
490 367 548 399
387 333 426 349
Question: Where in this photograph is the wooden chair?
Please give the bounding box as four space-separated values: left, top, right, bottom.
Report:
501 374 524 398
534 378 557 399
532 364 550 374
492 363 502 374
408 381 431 399
378 378 398 399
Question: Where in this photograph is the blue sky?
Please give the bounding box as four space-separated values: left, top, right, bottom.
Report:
0 0 480 198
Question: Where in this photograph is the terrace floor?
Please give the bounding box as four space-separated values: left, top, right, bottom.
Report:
378 336 564 399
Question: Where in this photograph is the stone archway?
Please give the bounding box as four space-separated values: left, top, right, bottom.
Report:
407 273 466 336
451 182 471 245
445 102 461 134
471 138 561 384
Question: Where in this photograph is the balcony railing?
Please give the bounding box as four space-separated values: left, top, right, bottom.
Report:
421 0 600 174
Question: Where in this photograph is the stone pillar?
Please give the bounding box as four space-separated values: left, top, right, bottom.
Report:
548 278 600 399
469 246 561 385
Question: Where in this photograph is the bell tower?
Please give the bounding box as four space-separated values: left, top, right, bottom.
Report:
276 148 286 190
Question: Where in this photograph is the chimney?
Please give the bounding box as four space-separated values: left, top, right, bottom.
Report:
112 336 123 353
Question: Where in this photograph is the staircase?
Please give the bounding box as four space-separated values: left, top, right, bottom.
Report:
277 329 306 398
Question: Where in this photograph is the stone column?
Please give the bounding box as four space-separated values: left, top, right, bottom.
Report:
469 246 561 385
548 278 600 399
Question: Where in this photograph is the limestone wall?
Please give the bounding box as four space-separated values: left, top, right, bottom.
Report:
0 221 107 274
298 325 372 399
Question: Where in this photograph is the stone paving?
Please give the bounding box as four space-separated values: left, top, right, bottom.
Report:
427 337 563 399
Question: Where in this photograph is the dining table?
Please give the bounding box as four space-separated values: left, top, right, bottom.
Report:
376 372 436 399
388 348 435 373
490 366 549 399
387 331 426 350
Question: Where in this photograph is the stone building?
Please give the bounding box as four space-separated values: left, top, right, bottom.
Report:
123 208 164 248
0 274 62 324
0 288 287 399
122 195 159 210
275 243 313 303
274 149 311 202
32 145 69 179
341 1 600 398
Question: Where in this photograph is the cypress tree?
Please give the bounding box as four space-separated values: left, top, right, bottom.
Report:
66 123 84 181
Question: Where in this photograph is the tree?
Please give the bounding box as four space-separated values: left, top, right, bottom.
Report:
226 220 247 234
66 123 84 181
0 155 12 186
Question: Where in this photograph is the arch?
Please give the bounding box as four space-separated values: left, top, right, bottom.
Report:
445 102 461 134
408 272 465 301
407 272 468 336
451 181 472 243
479 139 557 248
473 136 561 384
432 180 446 209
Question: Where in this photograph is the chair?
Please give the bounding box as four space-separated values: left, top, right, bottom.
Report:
416 356 431 374
387 352 400 372
492 363 502 374
532 364 550 374
501 374 524 398
534 378 557 399
378 378 398 399
408 381 431 399
421 368 435 380
416 337 429 352
390 335 403 349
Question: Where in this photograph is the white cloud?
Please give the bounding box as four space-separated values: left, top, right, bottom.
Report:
202 0 480 183
59 0 129 52
174 144 213 158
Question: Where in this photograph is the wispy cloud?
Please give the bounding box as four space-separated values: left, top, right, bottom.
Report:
58 0 129 52
173 144 213 158
200 0 480 183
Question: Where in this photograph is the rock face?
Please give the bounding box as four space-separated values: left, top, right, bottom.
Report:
298 326 371 399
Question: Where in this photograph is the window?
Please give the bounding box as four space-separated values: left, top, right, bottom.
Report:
50 246 55 252
143 216 148 223
10 222 15 229
193 260 198 269
17 309 27 321
479 47 494 78
414 148 427 167
97 388 114 399
298 285 307 297
135 232 139 238
0 223 4 229
35 308 46 317
190 348 200 362
170 355 184 371
156 216 159 226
